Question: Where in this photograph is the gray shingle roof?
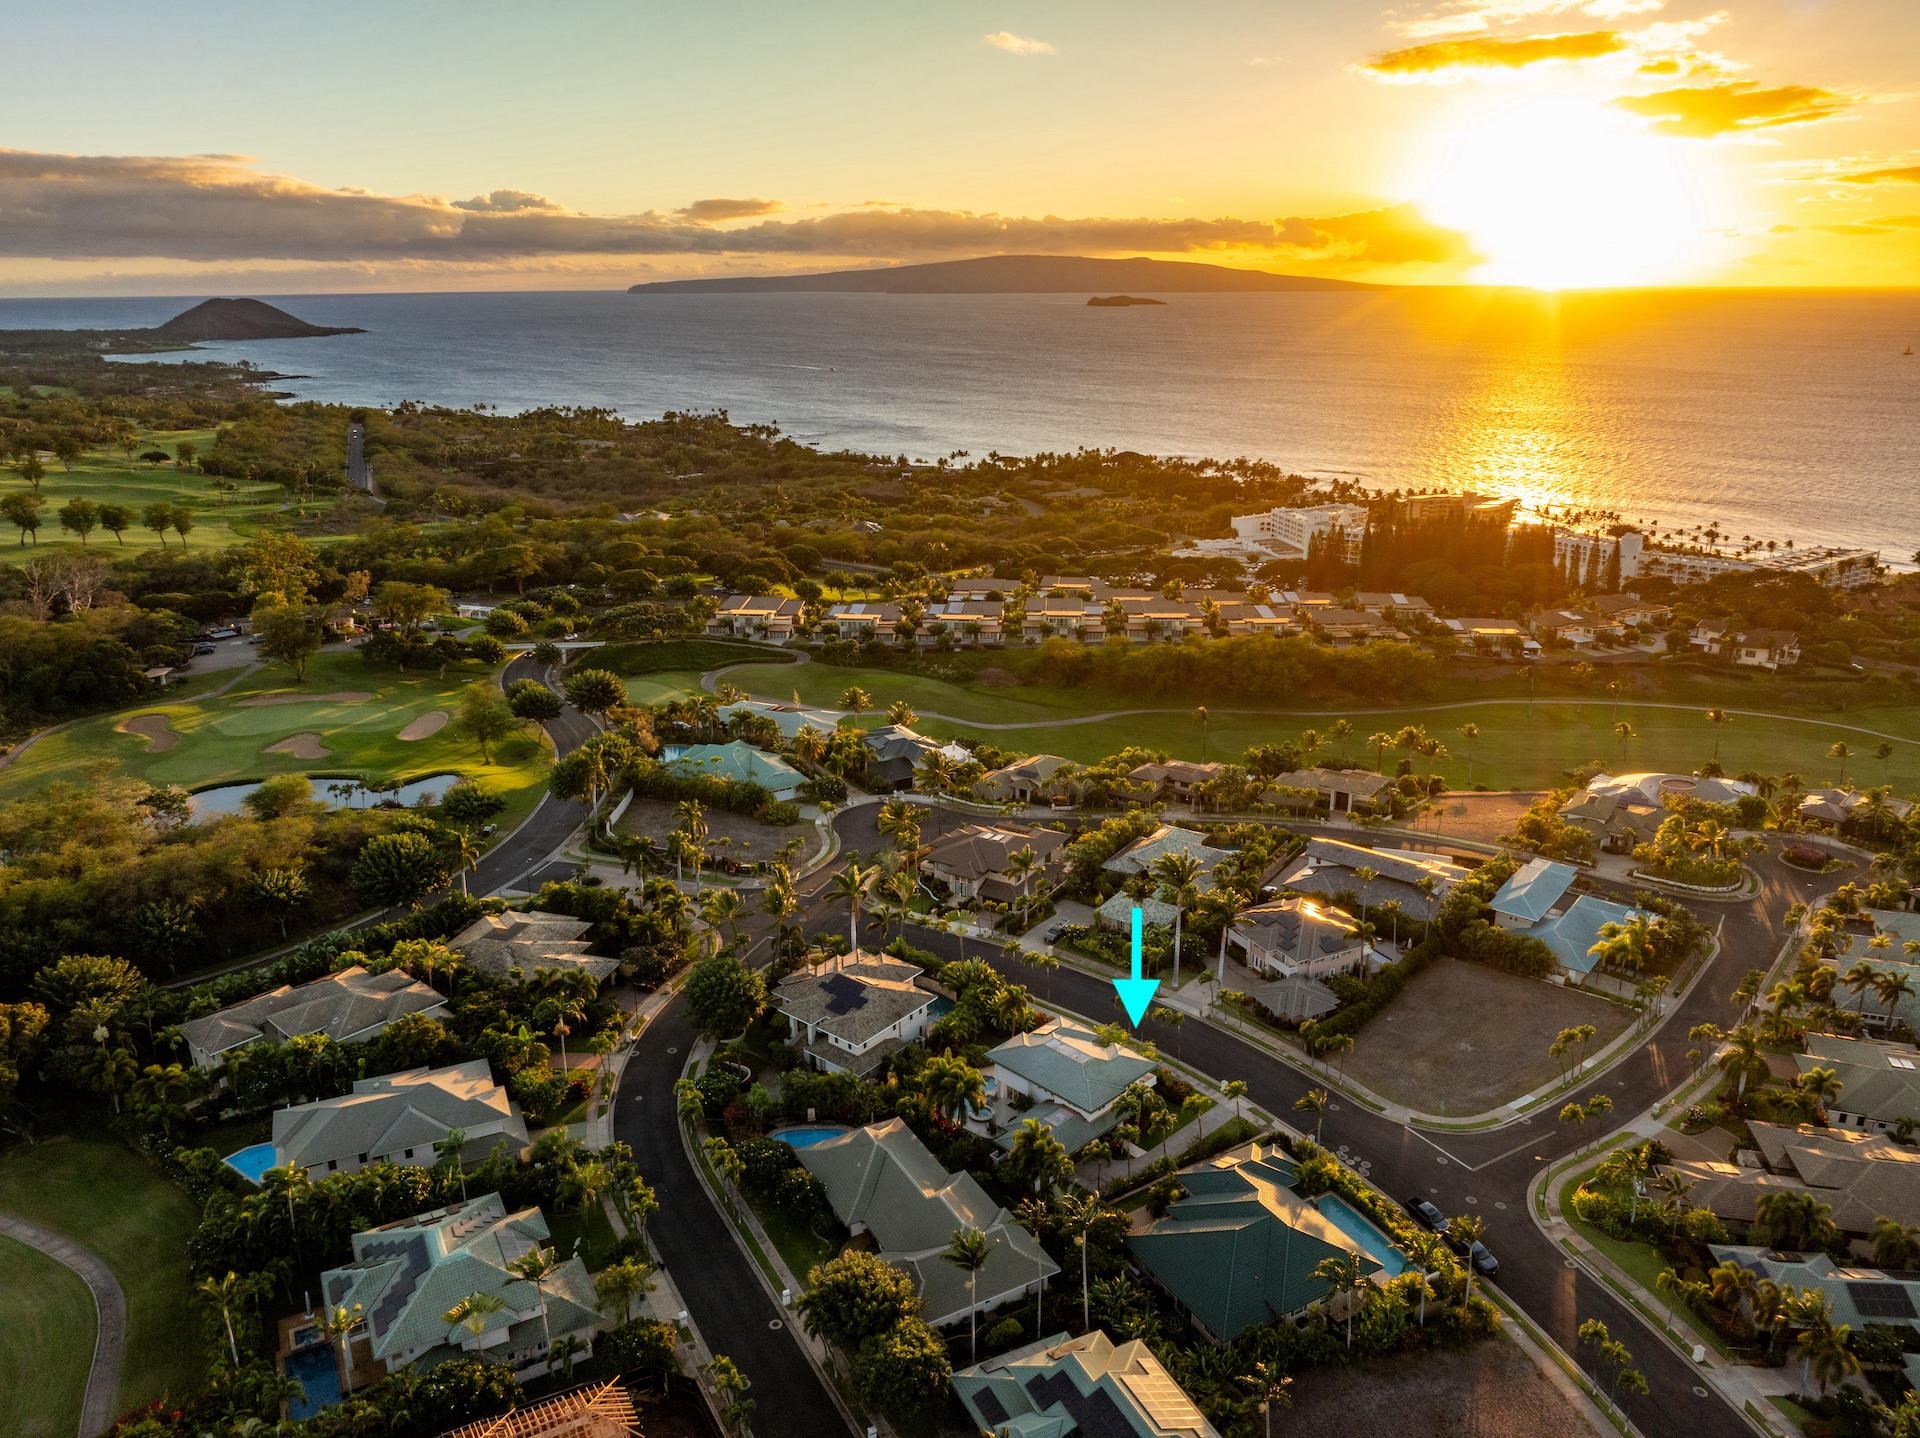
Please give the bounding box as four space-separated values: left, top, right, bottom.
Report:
1103 826 1221 878
775 952 933 1049
450 913 618 983
271 1060 528 1174
181 965 446 1064
1800 1035 1920 1125
797 1119 1057 1325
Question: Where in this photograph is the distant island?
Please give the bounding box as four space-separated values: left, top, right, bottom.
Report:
151 298 363 342
1087 295 1165 307
628 253 1378 296
0 297 362 360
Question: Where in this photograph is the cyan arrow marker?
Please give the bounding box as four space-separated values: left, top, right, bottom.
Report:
1113 904 1161 1029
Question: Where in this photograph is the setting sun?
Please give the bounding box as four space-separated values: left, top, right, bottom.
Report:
1403 97 1728 289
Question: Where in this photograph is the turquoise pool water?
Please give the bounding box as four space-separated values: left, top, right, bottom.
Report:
285 1345 342 1419
770 1124 849 1149
929 996 954 1020
1315 1195 1409 1276
224 1142 278 1184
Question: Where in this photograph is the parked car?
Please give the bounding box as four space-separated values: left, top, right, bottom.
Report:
193 643 216 656
1043 925 1066 943
1407 1197 1449 1233
1466 1241 1499 1277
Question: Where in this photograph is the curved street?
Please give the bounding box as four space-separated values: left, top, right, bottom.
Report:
522 688 1824 1438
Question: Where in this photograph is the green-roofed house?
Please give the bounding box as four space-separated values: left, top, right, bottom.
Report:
982 1019 1156 1157
664 741 806 799
315 1192 601 1390
796 1118 1059 1326
1128 1142 1402 1342
953 1329 1220 1438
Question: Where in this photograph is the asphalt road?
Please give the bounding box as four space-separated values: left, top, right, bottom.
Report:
469 654 594 895
808 803 1827 1438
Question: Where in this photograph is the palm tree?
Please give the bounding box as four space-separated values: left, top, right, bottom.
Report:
1715 1025 1770 1101
197 1270 249 1367
548 1332 587 1381
1844 959 1880 1014
1798 1065 1843 1119
1222 1078 1248 1123
1311 1250 1369 1347
942 1227 993 1363
1705 707 1731 761
699 887 747 955
1872 1217 1920 1270
1056 1192 1102 1333
886 699 917 727
1456 722 1479 784
923 1053 986 1122
318 1301 367 1392
1240 1362 1293 1438
1797 1316 1861 1396
1294 1087 1329 1143
707 1355 755 1436
434 1128 470 1200
875 796 923 857
1451 1214 1488 1307
1875 968 1917 1029
1150 850 1205 988
508 1246 563 1354
676 800 710 889
595 1256 655 1324
1589 913 1657 976
1005 844 1042 923
1005 1117 1074 1194
535 992 589 1073
1829 741 1854 785
828 860 873 950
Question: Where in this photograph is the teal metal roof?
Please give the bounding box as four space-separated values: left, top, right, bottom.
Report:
1490 858 1578 922
667 741 804 792
986 1020 1155 1116
1533 894 1647 975
1128 1146 1384 1341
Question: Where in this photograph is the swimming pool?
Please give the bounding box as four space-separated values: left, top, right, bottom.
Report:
284 1344 343 1419
1314 1194 1409 1276
224 1142 279 1184
770 1124 849 1150
929 996 955 1021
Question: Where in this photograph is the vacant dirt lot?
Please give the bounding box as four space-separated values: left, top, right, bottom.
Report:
1286 1333 1604 1438
1342 958 1633 1115
1423 790 1544 846
613 796 806 864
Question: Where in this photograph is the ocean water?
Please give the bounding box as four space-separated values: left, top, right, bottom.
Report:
6 287 1917 556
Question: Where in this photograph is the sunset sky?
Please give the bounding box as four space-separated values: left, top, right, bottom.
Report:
2 0 1915 294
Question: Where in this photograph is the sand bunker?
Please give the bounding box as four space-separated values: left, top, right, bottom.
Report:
117 713 179 752
397 710 449 742
265 732 330 760
238 690 374 707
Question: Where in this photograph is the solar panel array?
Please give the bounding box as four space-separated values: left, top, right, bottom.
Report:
1848 1281 1918 1319
1025 1371 1138 1438
822 972 870 1015
971 1387 1010 1426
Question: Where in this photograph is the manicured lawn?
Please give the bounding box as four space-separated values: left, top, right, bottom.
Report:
1342 959 1634 1115
744 1188 836 1281
598 639 797 677
1558 1169 1730 1356
547 1200 622 1269
0 650 552 830
0 1234 94 1438
719 661 1920 791
0 428 298 559
0 1129 208 1421
622 670 714 705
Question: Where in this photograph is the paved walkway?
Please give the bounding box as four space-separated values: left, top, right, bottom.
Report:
0 1213 125 1438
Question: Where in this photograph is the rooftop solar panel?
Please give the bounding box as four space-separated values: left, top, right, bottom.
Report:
1848 1281 1918 1319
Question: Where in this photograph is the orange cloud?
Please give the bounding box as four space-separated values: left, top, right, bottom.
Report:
1836 165 1920 185
676 197 783 221
1361 30 1628 80
1614 81 1851 138
984 32 1055 56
